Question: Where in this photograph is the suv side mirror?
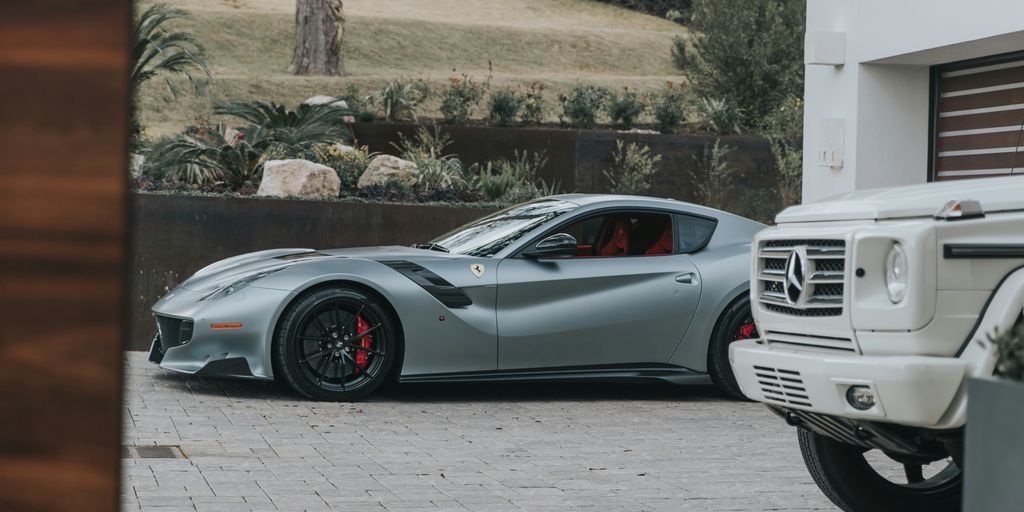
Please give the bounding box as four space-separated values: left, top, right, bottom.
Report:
523 233 578 259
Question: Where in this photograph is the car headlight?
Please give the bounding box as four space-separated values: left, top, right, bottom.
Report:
200 269 281 302
885 243 908 304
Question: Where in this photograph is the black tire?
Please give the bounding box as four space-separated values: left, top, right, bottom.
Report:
707 295 757 399
798 429 962 512
274 286 398 401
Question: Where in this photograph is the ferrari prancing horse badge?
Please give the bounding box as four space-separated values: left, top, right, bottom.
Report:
470 263 485 278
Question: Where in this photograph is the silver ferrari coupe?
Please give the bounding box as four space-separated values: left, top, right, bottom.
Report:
149 195 764 400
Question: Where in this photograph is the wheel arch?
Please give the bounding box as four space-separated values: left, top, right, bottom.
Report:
266 277 406 381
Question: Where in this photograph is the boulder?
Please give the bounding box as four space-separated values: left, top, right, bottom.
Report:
358 155 419 189
257 159 340 198
129 153 145 179
333 143 355 153
303 95 349 110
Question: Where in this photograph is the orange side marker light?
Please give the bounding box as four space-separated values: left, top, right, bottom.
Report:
210 322 244 330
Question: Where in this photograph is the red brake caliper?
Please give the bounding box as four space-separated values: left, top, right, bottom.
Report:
734 322 756 341
354 315 374 372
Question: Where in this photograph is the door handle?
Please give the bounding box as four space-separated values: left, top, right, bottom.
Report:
675 272 696 284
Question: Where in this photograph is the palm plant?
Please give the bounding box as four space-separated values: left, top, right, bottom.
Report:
367 80 431 122
147 124 268 189
214 100 352 155
131 4 210 97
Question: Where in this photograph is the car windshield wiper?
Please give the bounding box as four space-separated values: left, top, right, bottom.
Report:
413 243 450 253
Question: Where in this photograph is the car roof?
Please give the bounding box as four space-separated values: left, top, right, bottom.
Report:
546 194 749 221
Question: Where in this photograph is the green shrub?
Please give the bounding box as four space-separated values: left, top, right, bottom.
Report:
762 95 804 207
391 125 468 192
694 96 745 135
147 124 267 190
652 84 687 134
520 82 547 125
440 75 486 125
603 140 661 194
367 79 431 122
687 138 737 209
607 88 646 129
488 88 524 127
314 144 375 192
474 150 550 201
558 84 610 129
214 100 351 154
673 0 804 132
994 324 1024 381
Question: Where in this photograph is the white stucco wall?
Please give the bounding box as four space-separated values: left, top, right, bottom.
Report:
802 0 1024 203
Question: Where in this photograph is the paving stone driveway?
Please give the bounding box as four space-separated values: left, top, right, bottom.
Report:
122 352 834 511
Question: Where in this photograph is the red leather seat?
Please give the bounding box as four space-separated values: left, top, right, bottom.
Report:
597 219 631 256
645 224 673 255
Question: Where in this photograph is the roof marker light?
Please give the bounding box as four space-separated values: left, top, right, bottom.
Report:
934 199 984 221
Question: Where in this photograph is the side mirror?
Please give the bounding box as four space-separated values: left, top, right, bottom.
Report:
523 233 578 259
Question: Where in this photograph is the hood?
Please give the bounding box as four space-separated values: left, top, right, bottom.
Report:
177 246 459 294
777 176 1024 223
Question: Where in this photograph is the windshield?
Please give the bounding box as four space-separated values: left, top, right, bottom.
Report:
428 199 578 257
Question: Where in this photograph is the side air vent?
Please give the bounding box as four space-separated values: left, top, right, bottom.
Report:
379 261 473 308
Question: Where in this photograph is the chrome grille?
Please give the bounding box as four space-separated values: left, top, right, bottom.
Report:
754 366 811 408
757 239 846 317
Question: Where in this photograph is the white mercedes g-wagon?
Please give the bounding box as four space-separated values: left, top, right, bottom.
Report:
730 176 1024 512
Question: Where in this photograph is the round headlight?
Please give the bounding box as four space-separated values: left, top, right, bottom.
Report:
885 243 908 304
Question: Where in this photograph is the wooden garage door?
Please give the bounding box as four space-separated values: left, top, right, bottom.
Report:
933 53 1024 181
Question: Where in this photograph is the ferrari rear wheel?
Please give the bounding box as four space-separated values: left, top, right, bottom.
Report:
707 296 758 399
275 286 397 401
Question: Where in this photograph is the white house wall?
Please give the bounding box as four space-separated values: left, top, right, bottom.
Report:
802 0 1024 203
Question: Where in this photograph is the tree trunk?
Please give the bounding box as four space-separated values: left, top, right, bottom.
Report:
288 0 346 76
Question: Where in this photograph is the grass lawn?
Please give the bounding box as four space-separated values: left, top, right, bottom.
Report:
137 0 688 138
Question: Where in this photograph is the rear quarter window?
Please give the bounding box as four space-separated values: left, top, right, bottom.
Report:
675 214 717 253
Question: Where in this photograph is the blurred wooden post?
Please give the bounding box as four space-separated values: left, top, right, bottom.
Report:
0 1 129 511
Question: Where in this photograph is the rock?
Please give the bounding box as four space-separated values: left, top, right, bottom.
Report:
333 144 355 153
303 95 349 110
357 155 419 189
129 153 145 179
257 159 340 198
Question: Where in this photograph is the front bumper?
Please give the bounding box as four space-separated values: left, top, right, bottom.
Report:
730 340 968 428
148 285 293 380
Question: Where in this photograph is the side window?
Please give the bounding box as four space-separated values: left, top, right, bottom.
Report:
553 211 674 258
675 214 716 253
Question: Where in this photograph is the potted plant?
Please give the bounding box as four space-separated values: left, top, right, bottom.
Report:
964 322 1024 511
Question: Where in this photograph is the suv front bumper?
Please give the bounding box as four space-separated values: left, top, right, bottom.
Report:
730 340 967 428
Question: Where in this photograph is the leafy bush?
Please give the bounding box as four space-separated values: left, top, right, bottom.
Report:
694 96 745 135
652 83 687 133
475 150 550 201
214 100 350 155
763 95 804 208
314 144 375 192
488 88 524 127
367 79 431 122
559 84 611 129
603 140 661 194
687 138 737 209
673 0 804 132
147 124 267 190
520 82 547 125
440 75 486 125
392 125 468 192
994 324 1024 381
607 88 646 129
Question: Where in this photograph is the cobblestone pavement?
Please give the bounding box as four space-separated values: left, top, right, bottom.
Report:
122 352 834 512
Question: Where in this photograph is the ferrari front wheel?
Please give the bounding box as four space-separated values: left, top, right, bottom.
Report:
275 286 397 401
707 296 757 399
